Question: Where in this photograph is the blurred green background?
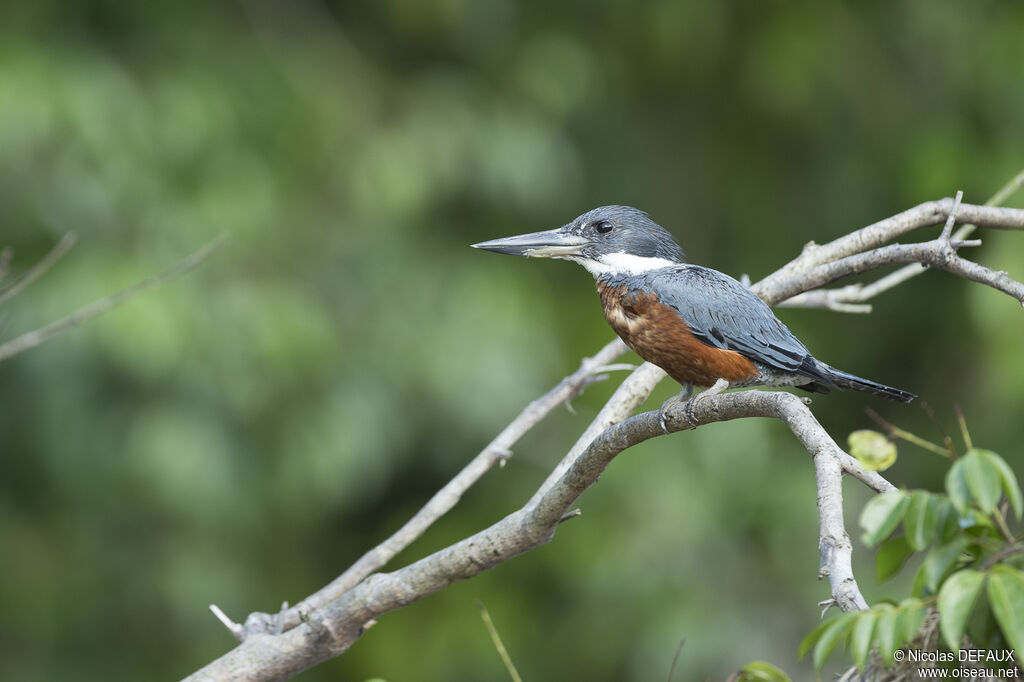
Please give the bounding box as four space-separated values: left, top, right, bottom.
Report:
1 1 1023 680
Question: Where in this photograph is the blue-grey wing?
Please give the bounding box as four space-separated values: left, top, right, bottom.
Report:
643 265 821 376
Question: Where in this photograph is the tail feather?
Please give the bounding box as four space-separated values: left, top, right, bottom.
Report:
816 364 916 403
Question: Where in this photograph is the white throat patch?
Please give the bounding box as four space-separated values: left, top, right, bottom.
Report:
572 252 678 277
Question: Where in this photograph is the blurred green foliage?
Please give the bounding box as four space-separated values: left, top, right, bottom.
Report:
0 1 1022 680
798 443 1024 677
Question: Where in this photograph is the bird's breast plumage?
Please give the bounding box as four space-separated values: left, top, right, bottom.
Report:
596 278 760 388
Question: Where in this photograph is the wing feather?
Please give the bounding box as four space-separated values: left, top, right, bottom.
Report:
641 265 830 382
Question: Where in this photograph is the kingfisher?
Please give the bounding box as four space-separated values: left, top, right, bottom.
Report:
472 206 915 429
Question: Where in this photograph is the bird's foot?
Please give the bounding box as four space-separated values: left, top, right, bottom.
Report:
683 378 731 425
659 382 693 434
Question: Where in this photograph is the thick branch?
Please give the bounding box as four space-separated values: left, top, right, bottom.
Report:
187 389 889 681
528 361 667 507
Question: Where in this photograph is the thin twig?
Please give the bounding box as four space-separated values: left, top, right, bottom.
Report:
939 190 964 242
0 234 228 363
0 233 77 306
954 406 973 451
865 408 953 459
0 247 14 283
594 363 639 373
987 169 1024 207
476 602 524 682
557 508 582 524
919 402 958 460
777 293 873 313
992 508 1016 544
953 169 1024 246
980 544 1024 571
666 637 686 682
209 605 244 641
778 263 925 312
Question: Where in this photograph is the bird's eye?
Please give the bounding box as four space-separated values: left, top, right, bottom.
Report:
594 220 614 234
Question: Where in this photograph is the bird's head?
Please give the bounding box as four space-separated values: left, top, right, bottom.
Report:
472 206 685 277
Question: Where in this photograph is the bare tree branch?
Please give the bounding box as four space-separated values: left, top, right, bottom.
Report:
476 601 524 682
0 247 15 284
0 233 77 306
187 196 1024 681
780 173 1024 312
753 199 1024 299
0 235 229 364
939 190 965 241
778 265 922 313
765 238 1024 307
528 361 667 507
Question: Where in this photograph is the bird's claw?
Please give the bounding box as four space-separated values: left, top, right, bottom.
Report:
667 379 730 431
684 396 700 425
659 382 693 434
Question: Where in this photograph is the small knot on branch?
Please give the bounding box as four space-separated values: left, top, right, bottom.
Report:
299 607 345 652
558 508 582 524
489 446 513 467
239 602 290 638
950 239 982 249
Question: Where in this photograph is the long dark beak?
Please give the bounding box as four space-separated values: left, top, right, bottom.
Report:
471 228 589 258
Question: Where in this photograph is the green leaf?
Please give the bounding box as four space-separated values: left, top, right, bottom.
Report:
874 606 901 667
876 536 913 582
937 568 986 651
812 612 857 671
963 509 996 535
946 459 971 515
733 661 792 682
985 451 1023 520
911 563 929 598
797 618 830 661
850 610 878 671
848 430 897 471
966 591 998 651
860 491 909 547
986 565 1024 660
899 598 927 642
962 449 1002 514
919 537 969 595
904 490 938 551
933 497 960 543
